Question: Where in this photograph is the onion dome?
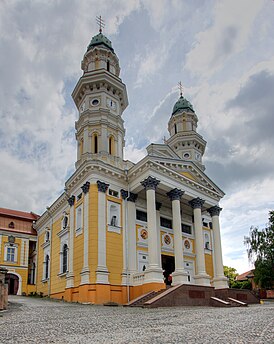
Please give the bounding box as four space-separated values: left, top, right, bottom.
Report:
87 33 114 53
172 96 194 116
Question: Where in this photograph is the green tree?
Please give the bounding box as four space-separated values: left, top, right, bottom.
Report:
244 211 274 289
223 265 238 287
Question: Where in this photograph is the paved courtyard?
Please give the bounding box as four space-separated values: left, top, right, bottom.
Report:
0 296 273 343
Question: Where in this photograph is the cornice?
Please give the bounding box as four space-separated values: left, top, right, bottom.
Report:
34 193 68 230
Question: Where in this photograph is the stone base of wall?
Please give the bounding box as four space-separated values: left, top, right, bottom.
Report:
215 288 260 304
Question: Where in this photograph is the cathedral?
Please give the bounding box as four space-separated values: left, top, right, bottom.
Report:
34 26 228 305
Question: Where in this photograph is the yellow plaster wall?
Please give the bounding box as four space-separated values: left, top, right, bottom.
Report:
50 217 67 294
205 253 214 279
36 233 49 295
74 201 84 287
89 184 98 283
106 196 123 285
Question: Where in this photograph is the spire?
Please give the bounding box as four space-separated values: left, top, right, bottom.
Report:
96 15 105 34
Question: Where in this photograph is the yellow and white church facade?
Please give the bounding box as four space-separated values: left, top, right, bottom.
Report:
35 29 228 304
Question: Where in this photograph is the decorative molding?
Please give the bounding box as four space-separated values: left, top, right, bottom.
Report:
81 181 90 194
167 188 184 201
68 196 75 207
97 180 109 193
140 176 160 191
207 205 222 217
128 192 138 203
189 197 205 209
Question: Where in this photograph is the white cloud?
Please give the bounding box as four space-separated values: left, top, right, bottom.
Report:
185 0 264 78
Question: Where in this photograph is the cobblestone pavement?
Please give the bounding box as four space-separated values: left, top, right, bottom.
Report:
0 296 273 344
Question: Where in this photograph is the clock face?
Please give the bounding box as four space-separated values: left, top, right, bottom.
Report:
107 98 116 110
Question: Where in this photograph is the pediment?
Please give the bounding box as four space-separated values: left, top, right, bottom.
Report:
146 144 180 159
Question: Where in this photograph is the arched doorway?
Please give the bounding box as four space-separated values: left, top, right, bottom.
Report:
6 273 19 295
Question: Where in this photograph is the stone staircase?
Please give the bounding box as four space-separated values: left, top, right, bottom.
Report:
125 290 166 307
126 285 250 308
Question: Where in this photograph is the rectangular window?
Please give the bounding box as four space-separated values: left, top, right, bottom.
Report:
7 247 15 262
160 217 172 229
182 224 192 235
136 210 147 222
203 222 208 228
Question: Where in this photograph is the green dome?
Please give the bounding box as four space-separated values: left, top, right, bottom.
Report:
172 96 194 115
87 33 114 53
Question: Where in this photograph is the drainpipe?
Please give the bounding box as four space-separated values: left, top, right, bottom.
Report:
46 207 53 298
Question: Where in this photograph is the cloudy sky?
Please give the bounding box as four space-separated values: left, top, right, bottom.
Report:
1 0 274 274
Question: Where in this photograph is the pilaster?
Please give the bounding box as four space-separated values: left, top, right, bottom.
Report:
80 181 90 285
96 180 109 284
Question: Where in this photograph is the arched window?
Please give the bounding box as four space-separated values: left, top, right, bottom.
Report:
62 244 68 273
204 233 210 250
174 124 177 134
94 134 98 153
109 137 112 155
95 57 99 69
107 60 110 72
62 215 68 229
45 255 49 280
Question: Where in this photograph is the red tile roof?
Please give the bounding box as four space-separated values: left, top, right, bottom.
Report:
236 270 255 281
0 207 39 221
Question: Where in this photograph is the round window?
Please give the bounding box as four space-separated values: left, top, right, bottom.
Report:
91 99 99 106
184 240 190 249
183 152 190 159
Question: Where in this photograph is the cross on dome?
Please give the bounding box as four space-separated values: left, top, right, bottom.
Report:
178 81 183 97
96 15 105 33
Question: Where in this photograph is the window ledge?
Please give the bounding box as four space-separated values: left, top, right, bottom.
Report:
58 272 67 277
75 227 83 237
41 278 49 283
108 225 121 234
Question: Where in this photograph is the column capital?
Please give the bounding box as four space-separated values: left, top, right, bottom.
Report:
189 197 205 209
120 189 128 200
97 180 109 193
81 181 90 194
167 188 184 201
68 196 75 207
208 205 222 217
128 192 138 203
156 202 162 211
140 176 160 191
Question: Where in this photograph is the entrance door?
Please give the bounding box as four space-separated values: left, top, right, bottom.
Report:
6 273 19 295
161 255 175 285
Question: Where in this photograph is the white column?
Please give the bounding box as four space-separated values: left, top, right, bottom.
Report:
80 182 90 285
208 206 228 289
189 198 211 286
66 196 75 288
141 176 163 284
167 189 188 284
96 181 109 284
121 190 128 285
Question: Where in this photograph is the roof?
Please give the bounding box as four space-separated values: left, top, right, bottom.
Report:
236 270 255 281
0 207 39 221
172 96 194 116
87 32 114 53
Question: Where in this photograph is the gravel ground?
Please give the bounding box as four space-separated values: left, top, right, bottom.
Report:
0 295 273 344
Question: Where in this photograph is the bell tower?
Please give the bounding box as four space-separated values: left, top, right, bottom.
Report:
72 19 128 169
166 83 206 170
